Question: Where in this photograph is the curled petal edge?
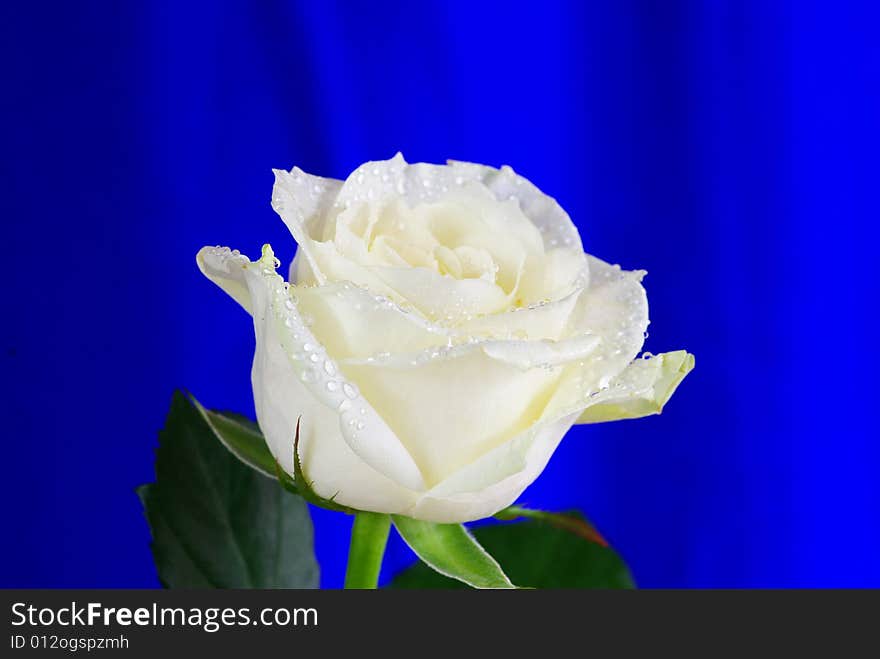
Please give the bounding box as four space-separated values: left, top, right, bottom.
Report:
575 350 695 424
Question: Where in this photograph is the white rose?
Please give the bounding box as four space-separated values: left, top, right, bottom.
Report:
198 154 693 523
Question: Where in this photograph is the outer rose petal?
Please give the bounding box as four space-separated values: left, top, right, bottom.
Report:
271 168 342 285
540 255 650 422
196 245 426 494
253 301 419 514
340 347 563 487
412 412 579 522
575 350 695 423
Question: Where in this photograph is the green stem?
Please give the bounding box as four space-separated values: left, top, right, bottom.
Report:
344 512 392 589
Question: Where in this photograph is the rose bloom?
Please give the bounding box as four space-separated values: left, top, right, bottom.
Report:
198 155 692 523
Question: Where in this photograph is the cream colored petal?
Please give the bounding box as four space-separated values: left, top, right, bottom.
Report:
305 240 402 299
411 412 578 523
456 282 584 341
300 237 513 324
340 346 562 488
298 275 599 368
541 255 650 421
197 247 255 315
576 350 695 424
294 280 452 360
368 264 512 323
271 168 343 285
196 245 426 493
516 247 588 303
418 195 534 292
481 333 600 370
570 255 648 368
333 156 547 268
332 153 491 209
289 248 319 286
447 160 583 253
252 297 419 515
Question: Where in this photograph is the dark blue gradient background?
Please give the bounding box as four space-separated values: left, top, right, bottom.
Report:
2 1 877 587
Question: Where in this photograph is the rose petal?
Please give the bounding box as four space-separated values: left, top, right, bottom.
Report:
576 350 695 423
271 168 342 285
298 238 517 325
294 280 453 360
541 255 650 420
447 159 583 253
340 345 562 487
253 299 419 514
516 246 588 303
196 245 426 493
411 412 579 523
369 264 513 322
456 282 584 341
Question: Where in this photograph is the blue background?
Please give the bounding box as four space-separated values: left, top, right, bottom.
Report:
2 1 877 588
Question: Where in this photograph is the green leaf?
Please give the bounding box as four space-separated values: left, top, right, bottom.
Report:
391 516 516 589
138 391 319 588
190 395 276 479
391 510 635 589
